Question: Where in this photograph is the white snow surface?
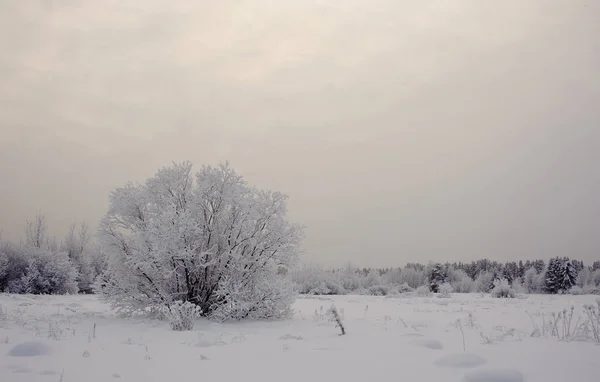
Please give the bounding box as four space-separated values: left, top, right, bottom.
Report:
0 293 598 382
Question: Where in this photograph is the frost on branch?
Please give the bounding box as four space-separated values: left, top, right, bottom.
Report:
95 161 303 321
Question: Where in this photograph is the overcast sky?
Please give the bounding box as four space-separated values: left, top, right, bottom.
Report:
1 0 599 267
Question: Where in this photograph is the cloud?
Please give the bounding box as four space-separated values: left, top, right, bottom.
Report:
1 0 599 266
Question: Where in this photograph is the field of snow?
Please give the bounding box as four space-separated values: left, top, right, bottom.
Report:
1 293 598 382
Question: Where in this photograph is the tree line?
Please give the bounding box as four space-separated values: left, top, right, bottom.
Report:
291 257 600 296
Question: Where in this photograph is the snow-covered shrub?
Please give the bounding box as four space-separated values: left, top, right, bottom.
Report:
210 275 296 321
576 267 593 288
511 277 526 294
61 222 106 294
569 286 585 295
399 267 426 289
161 301 201 331
291 266 345 295
523 268 539 293
571 285 600 295
362 270 382 289
96 162 303 321
438 282 453 298
367 284 391 296
397 283 414 293
382 268 402 285
7 248 78 295
340 275 360 292
490 279 515 298
0 251 7 285
0 243 28 292
447 268 475 293
474 271 495 293
415 285 431 296
592 270 600 287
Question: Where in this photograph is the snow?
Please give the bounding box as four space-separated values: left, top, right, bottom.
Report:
1 293 599 382
7 342 53 357
434 353 487 368
463 369 525 382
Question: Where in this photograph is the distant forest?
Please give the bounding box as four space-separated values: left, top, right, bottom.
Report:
290 258 600 296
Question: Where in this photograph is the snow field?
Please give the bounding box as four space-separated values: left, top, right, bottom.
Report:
0 293 598 382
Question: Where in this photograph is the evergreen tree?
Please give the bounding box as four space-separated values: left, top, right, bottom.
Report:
545 258 561 294
557 257 577 292
545 257 578 294
428 263 446 293
518 260 525 278
535 260 546 273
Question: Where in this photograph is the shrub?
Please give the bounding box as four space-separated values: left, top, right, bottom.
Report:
6 248 78 295
452 278 475 293
490 279 515 298
327 305 346 335
367 285 391 296
438 282 453 298
161 301 202 331
570 285 600 295
415 285 431 297
399 267 426 289
474 271 495 293
97 162 303 320
397 283 414 293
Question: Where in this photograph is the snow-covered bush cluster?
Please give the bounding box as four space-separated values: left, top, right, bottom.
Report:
290 258 600 297
94 162 303 322
490 279 516 298
0 215 106 295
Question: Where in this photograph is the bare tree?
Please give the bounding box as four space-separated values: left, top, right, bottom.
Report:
25 212 48 249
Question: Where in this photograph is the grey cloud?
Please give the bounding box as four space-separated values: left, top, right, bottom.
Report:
1 0 599 266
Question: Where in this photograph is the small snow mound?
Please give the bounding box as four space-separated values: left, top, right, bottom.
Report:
435 353 487 368
463 369 524 382
7 341 52 357
279 334 304 340
414 339 444 350
39 370 59 376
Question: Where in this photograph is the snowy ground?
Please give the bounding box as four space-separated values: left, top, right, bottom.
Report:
1 293 599 382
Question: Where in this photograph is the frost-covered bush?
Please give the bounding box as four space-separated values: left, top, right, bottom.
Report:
447 268 475 293
96 162 303 321
438 282 453 298
161 301 202 331
290 266 345 295
399 267 426 289
362 270 383 289
474 271 495 293
511 277 526 294
490 279 515 298
397 283 414 293
61 223 106 294
569 286 585 295
366 284 391 296
415 285 431 296
210 276 296 321
570 285 600 295
6 248 78 295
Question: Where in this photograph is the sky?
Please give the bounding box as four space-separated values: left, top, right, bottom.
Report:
1 0 599 267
